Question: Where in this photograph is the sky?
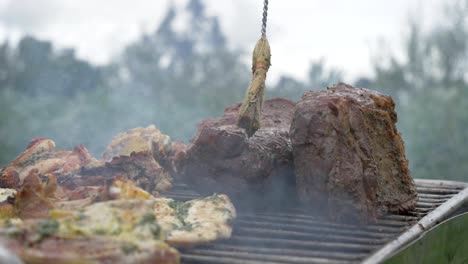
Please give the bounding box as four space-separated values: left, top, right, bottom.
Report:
0 0 445 83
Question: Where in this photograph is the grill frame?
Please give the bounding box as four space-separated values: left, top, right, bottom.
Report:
167 179 468 264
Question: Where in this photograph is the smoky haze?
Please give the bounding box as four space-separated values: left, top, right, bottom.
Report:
0 0 467 184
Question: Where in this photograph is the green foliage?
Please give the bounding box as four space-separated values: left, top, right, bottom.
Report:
0 0 249 166
364 0 468 181
384 213 468 264
269 60 343 101
398 89 468 181
114 0 249 140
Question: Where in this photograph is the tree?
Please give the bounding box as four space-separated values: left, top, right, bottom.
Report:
362 0 468 181
269 60 343 101
114 0 249 140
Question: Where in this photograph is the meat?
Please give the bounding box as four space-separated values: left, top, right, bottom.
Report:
13 169 105 219
1 126 174 197
290 83 417 222
80 151 172 195
79 125 173 195
48 194 236 246
175 98 296 206
0 139 97 189
101 125 171 161
0 193 235 263
0 227 180 264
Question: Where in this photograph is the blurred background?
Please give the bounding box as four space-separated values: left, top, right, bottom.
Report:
0 0 466 181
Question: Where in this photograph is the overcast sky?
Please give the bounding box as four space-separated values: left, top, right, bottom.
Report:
0 0 445 83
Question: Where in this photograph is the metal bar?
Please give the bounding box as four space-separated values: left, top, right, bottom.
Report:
184 250 353 264
415 187 461 195
362 186 468 264
235 219 403 238
237 216 407 233
235 227 389 245
224 236 381 252
193 244 369 260
182 254 284 264
414 179 467 189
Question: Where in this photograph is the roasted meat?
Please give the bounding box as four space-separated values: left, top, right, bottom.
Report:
0 221 180 264
47 194 236 246
102 125 171 161
0 139 97 189
13 169 105 219
78 125 173 195
290 83 417 222
175 98 296 206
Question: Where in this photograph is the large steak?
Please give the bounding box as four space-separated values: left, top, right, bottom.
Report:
290 83 417 222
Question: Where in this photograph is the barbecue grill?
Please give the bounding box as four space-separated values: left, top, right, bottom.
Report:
0 179 465 264
164 178 468 264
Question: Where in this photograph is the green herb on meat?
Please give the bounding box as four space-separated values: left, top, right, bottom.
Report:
37 219 59 238
93 229 107 235
29 219 60 242
148 222 162 239
137 213 162 239
121 242 139 255
176 223 193 231
168 200 192 228
138 213 156 226
168 200 191 220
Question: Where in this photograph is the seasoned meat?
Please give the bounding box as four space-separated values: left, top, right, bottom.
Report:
19 195 236 246
0 225 180 264
290 83 417 222
0 139 97 189
175 98 296 206
76 125 174 195
59 196 234 245
13 169 105 219
102 125 171 161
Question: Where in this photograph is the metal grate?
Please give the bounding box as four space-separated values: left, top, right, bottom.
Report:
165 179 468 264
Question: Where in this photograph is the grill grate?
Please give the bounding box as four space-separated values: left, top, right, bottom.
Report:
165 179 468 264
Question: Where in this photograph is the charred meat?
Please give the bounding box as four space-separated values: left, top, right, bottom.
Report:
175 98 296 206
0 139 97 189
66 125 174 195
290 83 417 222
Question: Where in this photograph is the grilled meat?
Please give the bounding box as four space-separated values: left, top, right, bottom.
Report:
175 98 296 206
102 125 171 161
0 193 235 263
0 221 180 264
0 139 97 189
290 83 417 222
46 194 236 246
79 125 173 195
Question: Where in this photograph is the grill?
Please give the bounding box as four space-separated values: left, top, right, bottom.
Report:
165 179 468 264
0 179 466 264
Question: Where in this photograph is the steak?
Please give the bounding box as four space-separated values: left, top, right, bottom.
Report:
290 83 417 222
0 138 98 189
77 125 174 195
175 98 296 206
